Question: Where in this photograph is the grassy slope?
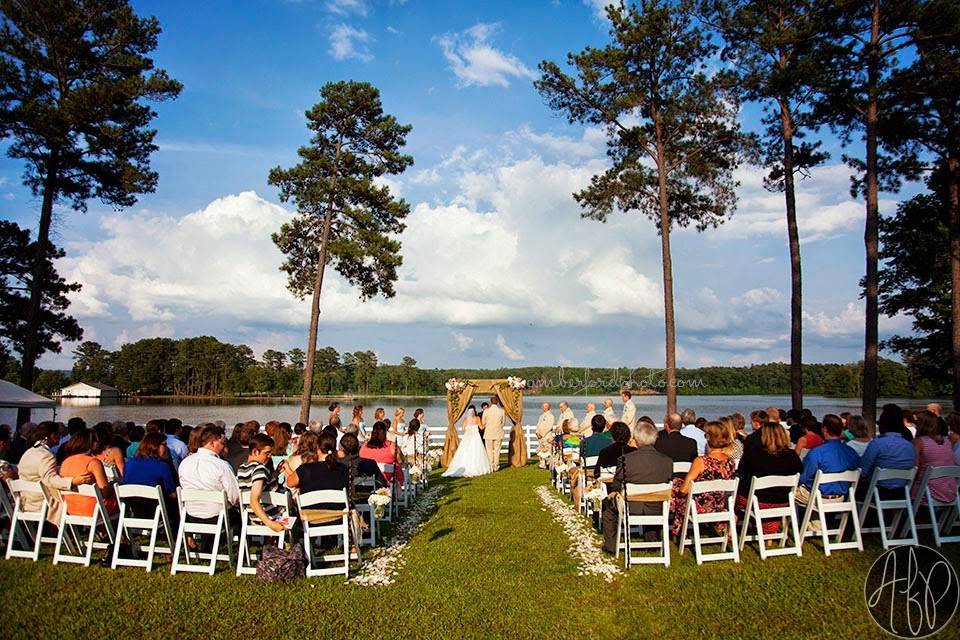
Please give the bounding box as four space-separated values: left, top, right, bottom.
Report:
1 465 958 640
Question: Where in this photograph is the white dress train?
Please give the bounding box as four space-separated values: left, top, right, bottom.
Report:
442 421 492 478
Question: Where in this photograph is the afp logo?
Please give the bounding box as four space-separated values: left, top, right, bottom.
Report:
864 545 959 638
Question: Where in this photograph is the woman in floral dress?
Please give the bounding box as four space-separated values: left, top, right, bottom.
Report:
671 421 737 536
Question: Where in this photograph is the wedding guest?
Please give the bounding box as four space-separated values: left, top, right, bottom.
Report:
125 424 145 459
858 414 914 501
387 407 405 443
947 413 960 465
123 432 177 495
912 410 957 504
535 403 555 468
736 424 802 537
786 409 805 444
0 429 16 479
765 407 781 425
54 417 86 464
594 422 636 476
844 415 872 457
878 403 913 442
558 401 576 435
398 419 422 463
602 399 617 425
926 403 942 417
227 421 259 472
903 409 917 438
4 422 31 465
794 416 824 459
731 413 749 442
272 423 293 466
578 403 597 437
284 432 350 508
670 421 737 535
59 428 120 518
337 433 386 501
744 409 769 452
93 422 125 478
654 413 697 469
620 390 637 430
718 417 743 460
602 422 672 552
286 431 319 475
291 422 305 450
350 405 367 441
328 401 341 426
178 425 241 527
580 415 613 461
164 420 189 468
795 415 860 528
17 422 93 525
187 424 206 454
237 433 285 533
679 409 707 456
360 421 403 485
413 408 429 451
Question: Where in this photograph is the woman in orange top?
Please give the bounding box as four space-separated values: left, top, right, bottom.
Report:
59 428 119 517
360 421 403 485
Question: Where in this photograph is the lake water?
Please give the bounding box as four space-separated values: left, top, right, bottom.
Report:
2 394 949 431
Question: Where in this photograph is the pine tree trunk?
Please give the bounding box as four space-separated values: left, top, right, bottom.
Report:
862 0 881 426
17 151 58 426
948 155 960 412
780 102 803 411
654 130 677 414
298 139 343 424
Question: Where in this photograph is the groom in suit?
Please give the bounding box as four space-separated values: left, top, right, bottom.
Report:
482 396 505 471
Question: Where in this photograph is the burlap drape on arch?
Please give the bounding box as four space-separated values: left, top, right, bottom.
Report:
441 379 526 468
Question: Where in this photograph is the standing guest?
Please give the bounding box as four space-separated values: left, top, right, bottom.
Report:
328 401 341 426
535 403 556 468
578 403 597 437
178 425 240 527
386 407 405 443
736 423 803 538
679 409 707 456
794 417 825 459
844 415 872 457
123 432 176 495
59 428 119 518
125 425 145 459
912 410 958 504
858 414 915 501
237 434 285 533
670 421 737 535
744 409 769 452
374 407 386 425
398 419 422 464
795 415 860 529
602 399 617 425
594 422 636 476
655 413 697 468
718 417 743 460
17 422 93 525
557 401 576 435
360 421 403 485
164 420 189 469
227 421 259 472
349 405 366 442
92 422 125 479
308 419 323 433
601 422 673 552
413 408 429 452
620 391 637 430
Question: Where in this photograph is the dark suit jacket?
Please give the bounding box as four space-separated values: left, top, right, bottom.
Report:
610 446 674 495
654 430 697 465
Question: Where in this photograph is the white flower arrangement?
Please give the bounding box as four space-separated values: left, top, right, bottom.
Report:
409 465 422 481
536 486 621 583
506 375 527 390
554 462 568 476
444 377 467 392
537 451 551 461
427 448 442 462
585 487 605 509
368 488 392 518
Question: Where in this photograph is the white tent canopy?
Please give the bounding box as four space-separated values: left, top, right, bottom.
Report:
0 379 55 409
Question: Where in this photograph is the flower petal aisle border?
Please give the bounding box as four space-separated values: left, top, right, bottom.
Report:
350 486 442 586
535 485 621 583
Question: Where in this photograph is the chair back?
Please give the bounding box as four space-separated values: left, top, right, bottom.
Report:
354 474 377 490
816 470 860 486
873 467 916 484
298 489 348 510
240 490 290 512
673 462 691 475
117 484 163 501
924 465 960 482
690 478 739 495
624 482 672 501
377 462 394 474
750 474 799 492
7 479 45 502
584 456 599 468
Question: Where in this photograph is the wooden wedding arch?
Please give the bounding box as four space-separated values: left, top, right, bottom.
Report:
441 379 527 468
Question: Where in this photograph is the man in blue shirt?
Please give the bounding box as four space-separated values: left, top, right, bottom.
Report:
797 414 861 530
857 420 915 501
679 408 707 455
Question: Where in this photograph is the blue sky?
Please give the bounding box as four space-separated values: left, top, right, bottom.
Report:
0 0 918 371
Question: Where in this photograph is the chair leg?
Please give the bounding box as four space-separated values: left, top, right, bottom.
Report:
691 516 703 565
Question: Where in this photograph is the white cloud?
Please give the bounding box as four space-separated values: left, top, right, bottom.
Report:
496 334 525 361
328 24 373 62
436 23 535 88
731 287 783 307
326 0 367 16
515 125 607 159
803 302 863 337
451 331 473 351
583 0 614 21
386 25 400 35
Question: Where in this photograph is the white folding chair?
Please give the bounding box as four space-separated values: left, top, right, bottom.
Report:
112 484 174 571
53 484 117 566
678 478 740 564
618 482 672 567
857 467 918 549
0 478 31 555
376 463 395 522
5 479 58 561
397 461 411 509
799 470 863 556
298 489 360 578
737 474 802 559
170 488 234 575
236 490 291 576
911 465 960 546
353 475 378 547
673 461 692 476
578 456 600 517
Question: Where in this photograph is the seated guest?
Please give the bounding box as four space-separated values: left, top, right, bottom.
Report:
123 432 177 495
786 409 805 444
560 420 580 451
731 413 749 443
54 417 86 465
0 428 17 479
655 413 697 470
17 422 92 526
594 422 636 476
271 423 293 469
718 416 743 460
844 415 871 457
794 416 824 459
125 424 145 459
670 421 737 535
601 422 672 553
360 421 403 485
59 428 120 517
571 415 613 507
796 414 860 529
164 420 189 469
285 432 350 509
237 433 285 533
912 410 958 504
878 403 913 442
736 423 802 538
286 432 319 474
858 413 914 501
92 422 125 479
226 421 259 472
679 409 707 455
4 421 31 465
948 413 960 465
337 433 386 502
178 425 240 527
744 409 769 452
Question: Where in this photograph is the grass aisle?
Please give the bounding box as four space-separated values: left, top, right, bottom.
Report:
1 465 959 639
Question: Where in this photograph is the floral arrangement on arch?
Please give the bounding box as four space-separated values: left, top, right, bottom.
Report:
506 375 527 390
444 377 468 393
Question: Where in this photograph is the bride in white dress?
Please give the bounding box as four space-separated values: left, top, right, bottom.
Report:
442 405 492 478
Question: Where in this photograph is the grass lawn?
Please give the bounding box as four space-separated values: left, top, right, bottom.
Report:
2 464 958 639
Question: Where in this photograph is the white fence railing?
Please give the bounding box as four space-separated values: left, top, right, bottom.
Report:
427 425 540 457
